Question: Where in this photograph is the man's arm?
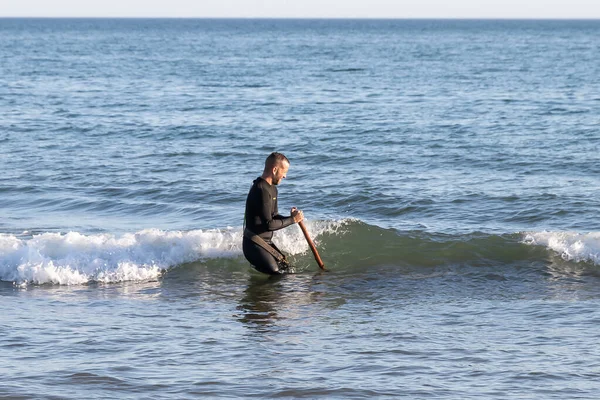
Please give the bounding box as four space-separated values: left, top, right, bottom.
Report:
259 185 294 231
275 208 304 224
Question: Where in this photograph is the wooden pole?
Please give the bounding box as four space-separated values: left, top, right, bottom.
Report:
298 221 326 270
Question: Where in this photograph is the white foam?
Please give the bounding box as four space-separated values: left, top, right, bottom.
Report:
0 219 351 286
523 231 600 266
0 228 243 286
275 218 353 255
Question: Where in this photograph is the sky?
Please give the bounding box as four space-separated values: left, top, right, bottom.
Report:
1 0 600 19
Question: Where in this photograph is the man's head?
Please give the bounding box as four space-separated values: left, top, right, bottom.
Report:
263 152 290 185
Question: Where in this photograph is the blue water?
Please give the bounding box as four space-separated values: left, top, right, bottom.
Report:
1 19 600 399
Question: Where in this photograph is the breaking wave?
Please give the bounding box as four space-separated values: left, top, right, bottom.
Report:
2 219 599 286
0 220 346 286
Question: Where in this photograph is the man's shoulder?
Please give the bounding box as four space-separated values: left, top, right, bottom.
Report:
254 177 272 191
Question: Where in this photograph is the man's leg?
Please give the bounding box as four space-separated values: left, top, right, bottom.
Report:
243 237 283 275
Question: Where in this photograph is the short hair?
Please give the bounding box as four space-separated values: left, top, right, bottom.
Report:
265 152 289 168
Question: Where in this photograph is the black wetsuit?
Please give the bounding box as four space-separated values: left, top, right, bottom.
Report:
243 177 294 274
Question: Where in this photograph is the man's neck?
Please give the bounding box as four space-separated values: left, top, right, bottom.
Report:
261 174 273 185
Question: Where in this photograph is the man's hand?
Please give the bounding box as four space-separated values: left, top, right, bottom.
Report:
291 207 304 223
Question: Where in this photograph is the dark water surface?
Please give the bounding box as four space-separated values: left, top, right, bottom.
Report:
1 19 600 398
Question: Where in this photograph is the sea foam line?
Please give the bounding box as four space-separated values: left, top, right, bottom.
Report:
0 220 350 286
523 231 600 266
0 228 242 286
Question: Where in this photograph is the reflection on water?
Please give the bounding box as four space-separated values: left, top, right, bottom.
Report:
237 275 283 329
237 273 330 333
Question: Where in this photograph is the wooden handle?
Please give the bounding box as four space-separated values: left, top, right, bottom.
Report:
298 221 326 270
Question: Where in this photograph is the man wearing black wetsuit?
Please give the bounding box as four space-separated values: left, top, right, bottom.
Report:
243 152 304 274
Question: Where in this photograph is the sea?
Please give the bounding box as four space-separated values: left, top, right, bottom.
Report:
1 18 600 399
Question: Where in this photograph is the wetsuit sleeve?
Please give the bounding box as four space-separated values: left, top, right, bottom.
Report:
260 184 294 231
273 214 294 228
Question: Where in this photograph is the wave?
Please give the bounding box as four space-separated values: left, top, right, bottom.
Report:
0 228 239 286
1 220 599 286
317 223 600 271
0 220 343 286
326 68 366 73
524 231 600 266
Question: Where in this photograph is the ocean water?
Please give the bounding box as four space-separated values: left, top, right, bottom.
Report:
1 18 600 399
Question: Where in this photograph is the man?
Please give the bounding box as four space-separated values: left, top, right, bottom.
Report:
243 152 304 275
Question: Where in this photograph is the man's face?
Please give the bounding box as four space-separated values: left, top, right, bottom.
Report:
272 161 289 185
